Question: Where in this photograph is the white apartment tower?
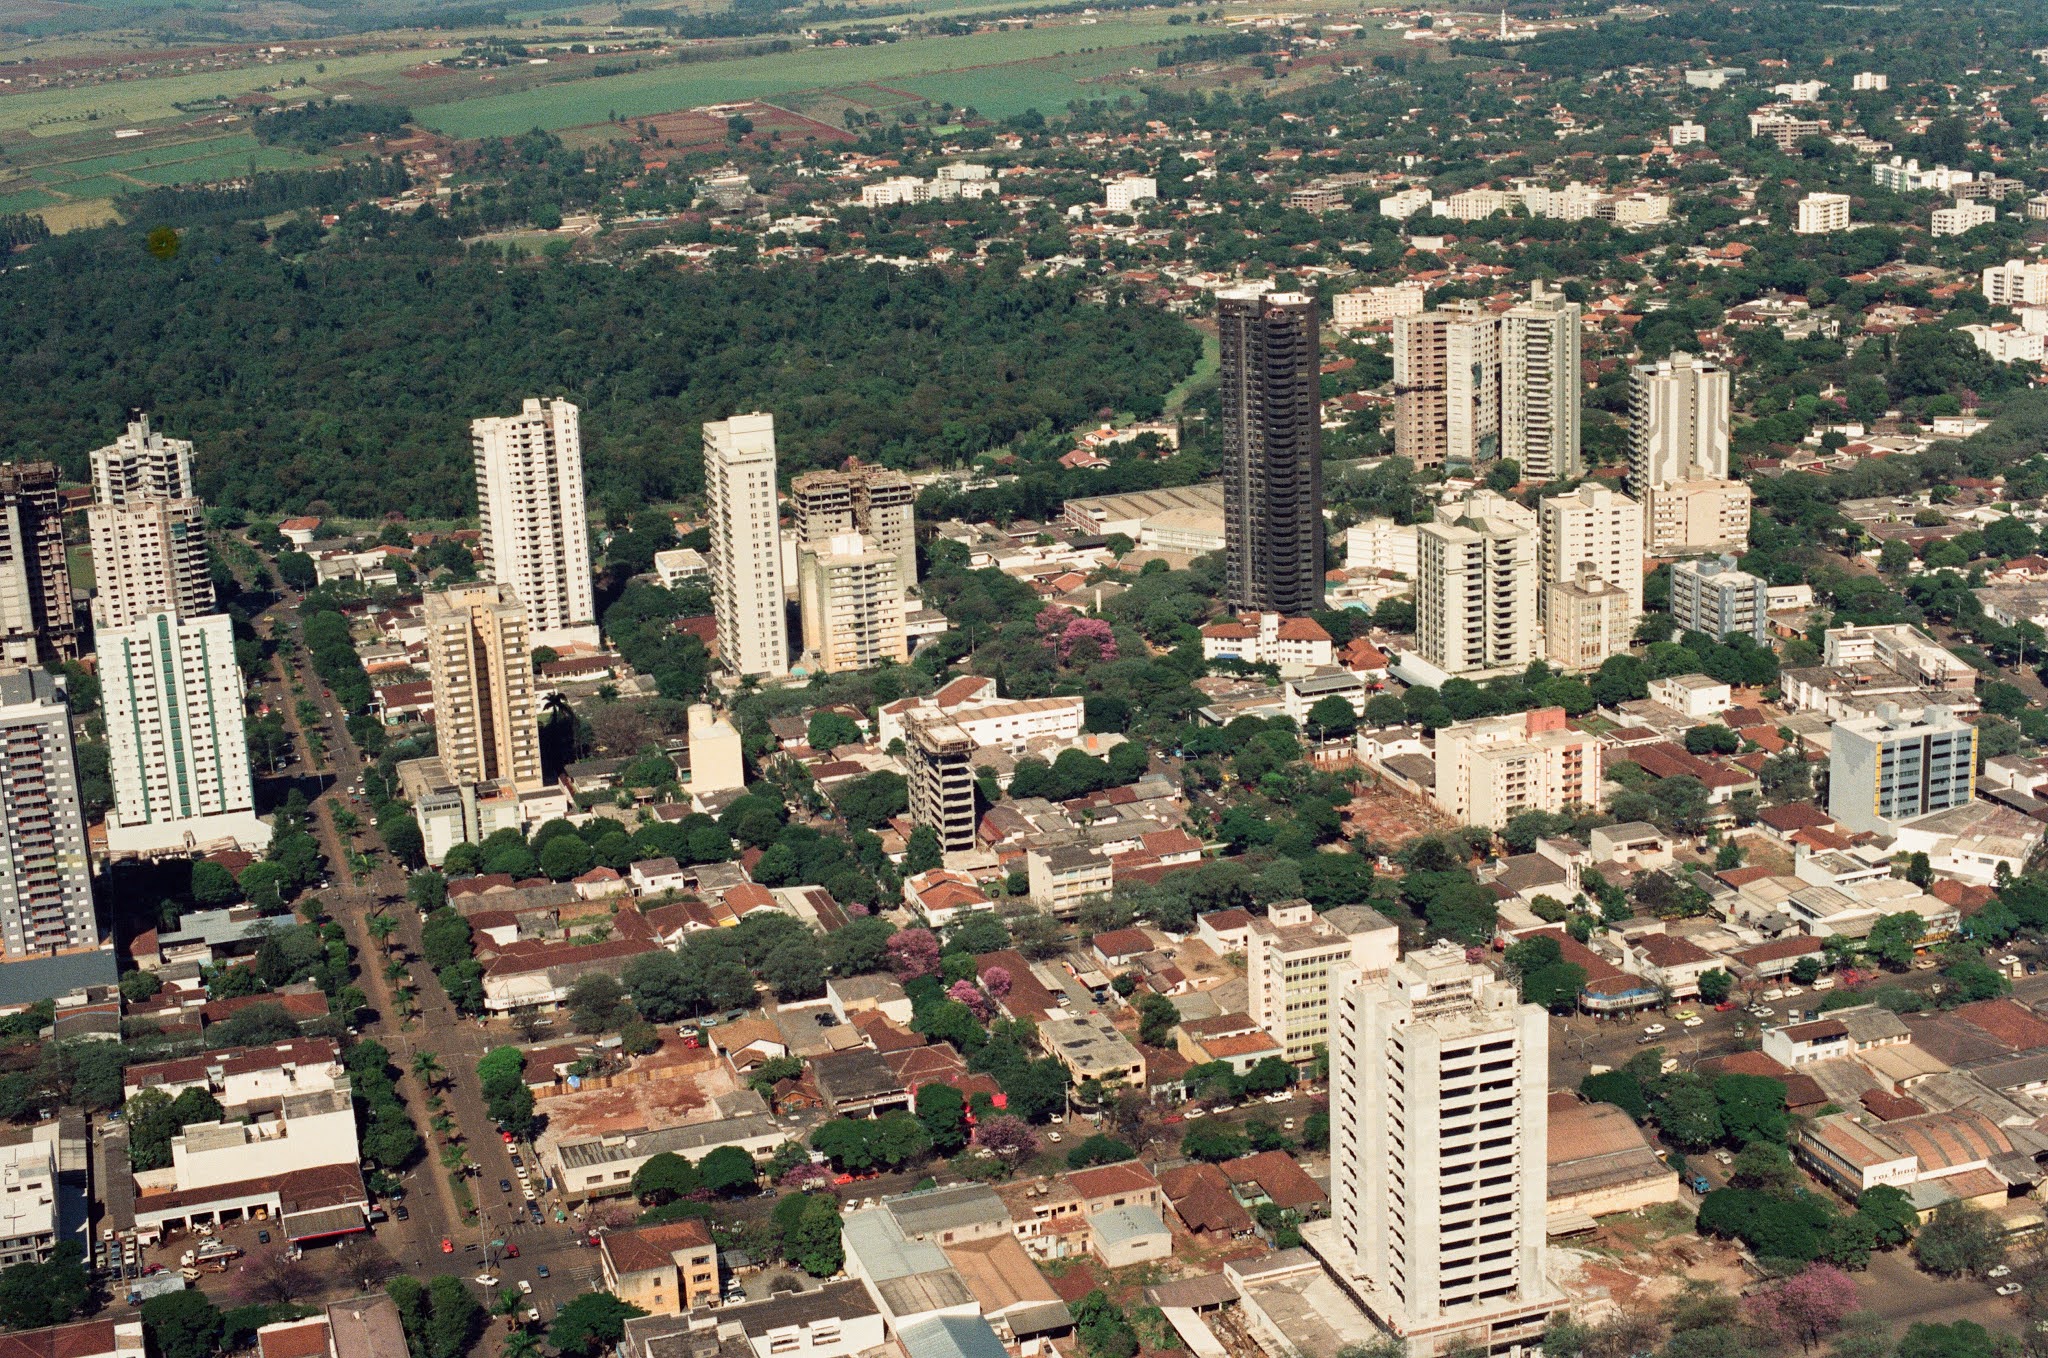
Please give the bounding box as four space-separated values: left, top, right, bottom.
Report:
101 611 266 855
1628 352 1731 490
704 413 790 679
1537 484 1643 620
471 398 596 649
1416 491 1539 675
0 667 97 959
791 466 918 594
1328 945 1558 1357
423 582 543 792
1500 283 1582 482
1982 259 2048 308
1794 193 1852 236
87 415 212 630
1247 899 1398 1063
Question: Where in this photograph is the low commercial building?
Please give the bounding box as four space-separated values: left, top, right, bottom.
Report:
546 1093 784 1202
1041 1013 1145 1088
1545 1094 1680 1231
620 1282 884 1358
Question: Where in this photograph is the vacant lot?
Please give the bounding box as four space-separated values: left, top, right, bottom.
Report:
417 17 1181 138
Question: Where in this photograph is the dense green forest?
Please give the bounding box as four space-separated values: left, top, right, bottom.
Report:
0 218 1199 517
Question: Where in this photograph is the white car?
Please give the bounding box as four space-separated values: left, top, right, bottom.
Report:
523 1187 538 1201
1999 1284 2023 1297
1263 1092 1290 1104
1642 1024 1667 1035
475 1275 499 1287
518 1281 533 1295
1683 1016 1704 1028
1755 1007 1775 1017
1991 1266 2013 1279
1047 1132 1063 1143
528 1310 541 1323
1185 1108 1207 1120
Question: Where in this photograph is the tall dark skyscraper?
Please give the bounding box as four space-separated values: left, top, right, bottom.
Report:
0 462 78 666
1220 288 1324 614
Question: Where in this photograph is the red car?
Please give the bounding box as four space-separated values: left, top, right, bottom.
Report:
501 1132 516 1144
441 1238 454 1254
505 1244 520 1259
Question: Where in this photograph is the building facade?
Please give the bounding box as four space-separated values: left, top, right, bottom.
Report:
471 398 597 648
1537 484 1643 623
791 466 917 594
100 611 266 855
1395 305 1500 473
0 463 78 665
1500 283 1583 483
798 533 908 674
0 667 97 959
1627 352 1731 490
1334 284 1428 330
87 416 211 631
1669 555 1769 643
1829 704 1977 835
704 413 790 679
1644 479 1752 556
1794 193 1852 235
1328 946 1558 1357
423 583 542 792
1431 707 1603 828
1983 259 2048 308
906 717 977 854
1247 900 1398 1063
1542 569 1636 671
1417 491 1540 675
1220 290 1324 614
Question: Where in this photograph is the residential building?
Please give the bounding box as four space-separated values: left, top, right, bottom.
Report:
1246 900 1397 1063
1104 176 1157 211
1829 704 1977 835
86 416 210 631
1749 112 1828 151
1198 613 1334 670
1684 67 1743 88
0 668 97 961
1432 707 1603 828
0 463 77 665
1823 625 1975 695
1669 121 1707 146
397 757 522 868
687 703 745 795
1345 518 1421 577
1644 478 1752 556
1380 187 1435 219
704 413 790 679
791 466 917 594
0 1140 53 1268
1961 324 2044 365
100 611 267 855
1333 283 1427 330
1394 304 1500 473
125 1039 344 1112
876 676 1086 752
1327 945 1558 1357
1220 289 1324 614
470 398 596 648
1669 555 1769 643
1795 193 1852 235
1598 193 1671 228
1628 352 1730 489
1647 673 1731 719
0 1321 143 1358
1873 157 1973 194
1932 201 1997 237
621 1283 885 1358
1542 568 1635 671
599 1219 719 1315
1982 259 2048 307
1416 490 1540 675
423 583 542 792
651 548 708 589
799 533 907 674
1041 1012 1144 1087
1851 71 1888 90
906 717 977 854
1537 484 1642 622
1500 283 1583 482
1026 843 1113 917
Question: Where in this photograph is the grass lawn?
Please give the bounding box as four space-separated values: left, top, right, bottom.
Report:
1163 328 1219 415
66 546 93 593
417 18 1180 138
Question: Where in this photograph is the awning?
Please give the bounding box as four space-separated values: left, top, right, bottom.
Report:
284 1204 368 1243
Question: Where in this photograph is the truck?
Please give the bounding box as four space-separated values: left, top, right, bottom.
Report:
1689 1175 1712 1195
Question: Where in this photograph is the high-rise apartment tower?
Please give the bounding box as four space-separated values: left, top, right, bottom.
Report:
0 667 97 959
471 398 596 649
423 583 542 792
1416 490 1540 675
1500 284 1583 482
0 464 78 665
1627 352 1730 490
704 414 790 679
87 415 211 630
1219 289 1324 614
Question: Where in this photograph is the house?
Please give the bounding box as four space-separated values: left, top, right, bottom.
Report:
278 518 321 547
599 1219 720 1315
1089 1205 1171 1266
1196 909 1254 954
1220 1151 1328 1218
1613 926 1718 998
1041 1014 1145 1088
811 1049 912 1117
1158 1163 1256 1239
903 870 994 929
827 976 914 1027
1762 1005 1910 1066
1090 928 1156 970
1064 1161 1164 1217
628 859 689 896
1587 823 1672 869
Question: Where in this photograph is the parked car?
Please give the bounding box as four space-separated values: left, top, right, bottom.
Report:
518 1281 533 1296
1999 1284 2023 1297
441 1239 454 1254
257 1230 270 1244
394 1206 409 1222
500 1179 512 1194
1991 1266 2013 1279
505 1244 520 1258
535 1265 550 1279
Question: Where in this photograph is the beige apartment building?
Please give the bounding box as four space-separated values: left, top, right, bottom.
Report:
1500 283 1583 482
471 398 596 648
1432 706 1604 828
1644 478 1752 556
0 463 78 665
1417 490 1539 675
791 466 917 593
1394 305 1500 472
1628 352 1730 490
906 716 977 853
1537 484 1642 620
1983 259 2048 308
1543 568 1637 671
599 1220 719 1315
1334 283 1427 330
1794 193 1852 235
704 413 790 679
424 583 542 792
798 533 907 675
87 415 211 630
1246 900 1398 1063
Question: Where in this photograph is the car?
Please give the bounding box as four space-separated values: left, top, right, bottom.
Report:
1184 1108 1207 1119
528 1310 541 1324
518 1281 533 1296
500 1179 512 1194
501 1132 516 1144
1999 1284 2024 1297
1714 1150 1733 1165
442 1239 454 1254
1262 1092 1289 1104
516 1166 530 1180
536 1265 551 1279
505 1244 520 1258
1781 987 1803 998
257 1230 271 1244
1683 1016 1704 1028
1754 1007 1775 1017
1047 1132 1062 1143
523 1187 538 1201
1283 1118 1295 1129
1671 1009 1697 1020
143 1264 164 1276
475 1275 499 1287
395 1206 409 1222
1991 1266 2013 1279
1635 1035 1655 1046
1642 1024 1666 1035
1714 1001 1738 1012
1762 989 1784 1002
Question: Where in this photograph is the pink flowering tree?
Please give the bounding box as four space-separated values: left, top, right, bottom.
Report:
780 1162 835 1190
980 966 1012 1000
1036 607 1118 665
886 927 942 980
975 1115 1040 1171
947 979 990 1020
1746 1265 1859 1352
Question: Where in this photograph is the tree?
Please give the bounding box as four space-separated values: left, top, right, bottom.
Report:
1897 1323 2002 1358
904 824 943 875
887 927 942 979
916 1083 969 1156
807 711 863 751
1685 725 1740 756
142 1289 224 1358
190 858 240 906
539 834 596 882
1580 1070 1650 1120
1652 1076 1723 1151
1135 992 1178 1048
1181 1123 1251 1162
1714 1074 1790 1145
568 973 632 1034
825 916 896 976
0 1243 90 1331
548 1294 647 1357
1698 969 1732 1004
697 1146 758 1195
1854 1184 1918 1248
789 1194 845 1276
1865 913 1924 970
1306 695 1359 740
761 937 828 1001
1913 1201 2004 1277
1066 1134 1137 1170
630 1152 701 1205
976 1114 1040 1170
411 1050 445 1091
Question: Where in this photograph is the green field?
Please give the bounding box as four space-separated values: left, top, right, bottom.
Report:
0 47 431 136
417 18 1182 137
0 130 322 205
0 185 62 211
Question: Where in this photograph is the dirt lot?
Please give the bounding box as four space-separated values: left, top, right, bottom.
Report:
1550 1204 1753 1322
1340 776 1459 846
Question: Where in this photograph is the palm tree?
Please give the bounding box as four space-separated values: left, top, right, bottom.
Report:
492 1289 523 1331
504 1330 544 1358
412 1050 444 1091
367 913 399 951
